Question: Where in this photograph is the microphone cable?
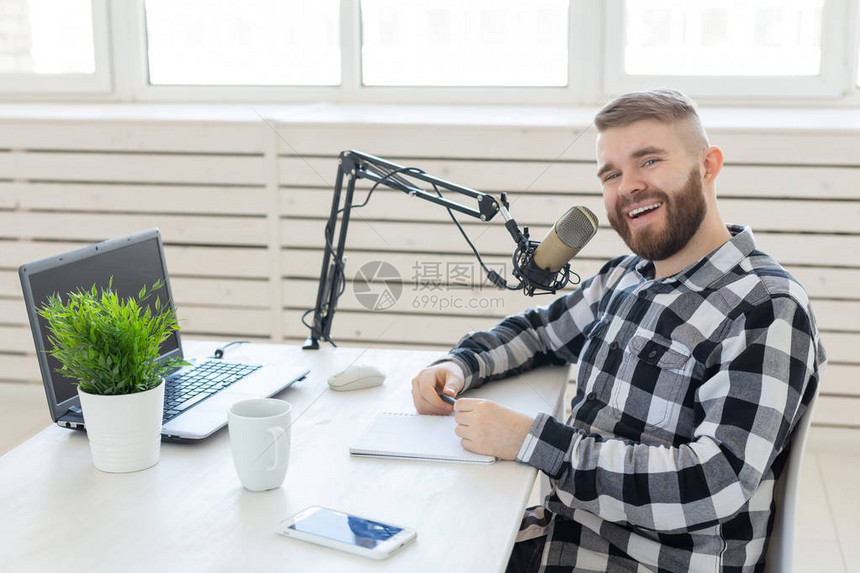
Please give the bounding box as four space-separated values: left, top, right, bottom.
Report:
302 166 429 345
430 182 519 291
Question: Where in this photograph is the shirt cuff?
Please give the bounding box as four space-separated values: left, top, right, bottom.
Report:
516 412 577 479
428 354 478 391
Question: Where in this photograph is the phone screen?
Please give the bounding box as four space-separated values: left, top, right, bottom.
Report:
288 508 404 549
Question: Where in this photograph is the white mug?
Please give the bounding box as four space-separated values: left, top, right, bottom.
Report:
227 398 291 492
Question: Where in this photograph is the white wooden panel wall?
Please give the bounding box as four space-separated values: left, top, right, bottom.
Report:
0 120 281 387
0 112 857 428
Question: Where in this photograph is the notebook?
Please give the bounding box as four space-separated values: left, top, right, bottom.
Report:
350 412 496 464
19 228 310 442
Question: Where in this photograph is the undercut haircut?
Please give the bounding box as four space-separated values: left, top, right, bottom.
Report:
595 88 709 148
596 89 700 131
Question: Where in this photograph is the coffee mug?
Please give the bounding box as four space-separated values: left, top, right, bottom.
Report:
227 398 291 491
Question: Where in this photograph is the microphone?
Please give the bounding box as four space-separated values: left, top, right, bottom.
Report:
510 205 598 295
533 205 598 272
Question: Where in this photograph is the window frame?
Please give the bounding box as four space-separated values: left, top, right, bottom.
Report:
0 0 112 95
0 0 857 105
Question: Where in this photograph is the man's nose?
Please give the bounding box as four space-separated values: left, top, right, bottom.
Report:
617 172 646 196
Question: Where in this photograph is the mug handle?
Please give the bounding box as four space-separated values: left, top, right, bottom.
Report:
266 426 288 471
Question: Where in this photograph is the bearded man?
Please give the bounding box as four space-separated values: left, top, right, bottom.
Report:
411 89 826 573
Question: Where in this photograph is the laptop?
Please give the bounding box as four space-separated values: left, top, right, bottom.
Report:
19 228 309 442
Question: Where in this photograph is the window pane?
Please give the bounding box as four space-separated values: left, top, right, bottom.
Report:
0 0 95 74
361 0 569 87
624 0 824 76
145 0 340 86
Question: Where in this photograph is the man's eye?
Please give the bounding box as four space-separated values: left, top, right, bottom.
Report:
603 173 619 182
643 158 658 167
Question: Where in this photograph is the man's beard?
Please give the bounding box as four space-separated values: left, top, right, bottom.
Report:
608 168 707 262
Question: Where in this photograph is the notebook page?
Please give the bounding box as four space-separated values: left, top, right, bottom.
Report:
350 412 495 465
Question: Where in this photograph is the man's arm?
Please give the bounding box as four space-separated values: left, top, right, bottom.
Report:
513 295 823 533
411 258 628 415
441 258 628 392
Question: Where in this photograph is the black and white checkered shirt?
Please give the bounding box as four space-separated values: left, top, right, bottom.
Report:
444 225 825 572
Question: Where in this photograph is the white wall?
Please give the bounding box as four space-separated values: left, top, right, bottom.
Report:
1 103 857 427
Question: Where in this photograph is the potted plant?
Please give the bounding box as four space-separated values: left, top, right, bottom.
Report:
37 279 184 473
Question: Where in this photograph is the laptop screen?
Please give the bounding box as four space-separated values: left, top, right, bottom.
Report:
20 231 181 409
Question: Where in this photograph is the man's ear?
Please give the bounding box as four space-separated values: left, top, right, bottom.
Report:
702 146 724 182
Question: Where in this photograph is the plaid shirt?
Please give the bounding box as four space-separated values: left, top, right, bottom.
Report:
445 225 825 573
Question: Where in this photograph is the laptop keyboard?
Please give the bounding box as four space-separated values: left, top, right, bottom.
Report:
163 361 261 423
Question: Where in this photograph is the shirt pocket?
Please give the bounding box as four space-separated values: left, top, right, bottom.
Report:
609 333 693 430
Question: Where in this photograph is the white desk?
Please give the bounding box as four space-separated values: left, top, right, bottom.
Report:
0 342 568 573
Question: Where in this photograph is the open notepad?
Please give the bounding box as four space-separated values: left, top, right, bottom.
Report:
349 412 496 465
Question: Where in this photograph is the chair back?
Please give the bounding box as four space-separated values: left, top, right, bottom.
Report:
763 391 818 573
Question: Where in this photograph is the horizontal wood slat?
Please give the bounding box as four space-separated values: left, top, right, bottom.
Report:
820 332 860 365
819 364 860 396
173 306 272 337
284 278 541 319
812 395 860 427
0 271 18 298
281 219 860 268
279 157 860 200
0 121 266 153
0 241 270 279
279 250 860 303
0 325 32 353
170 277 269 308
710 131 860 167
0 212 268 246
276 125 598 161
281 249 605 278
1 183 269 215
0 151 266 186
280 185 860 236
0 298 27 325
0 354 41 383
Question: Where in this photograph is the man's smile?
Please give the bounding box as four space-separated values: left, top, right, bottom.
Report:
627 201 664 220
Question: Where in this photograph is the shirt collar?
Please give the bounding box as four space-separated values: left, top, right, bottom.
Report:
634 225 755 291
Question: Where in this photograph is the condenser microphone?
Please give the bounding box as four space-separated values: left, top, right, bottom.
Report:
532 205 598 273
510 205 598 295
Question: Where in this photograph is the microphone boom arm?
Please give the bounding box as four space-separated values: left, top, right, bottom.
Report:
303 150 501 349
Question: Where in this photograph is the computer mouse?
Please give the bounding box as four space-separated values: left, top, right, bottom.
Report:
327 364 386 392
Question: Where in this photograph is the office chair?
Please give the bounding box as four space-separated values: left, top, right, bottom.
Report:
763 391 819 573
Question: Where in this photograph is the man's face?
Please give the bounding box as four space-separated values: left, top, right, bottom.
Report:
596 120 707 261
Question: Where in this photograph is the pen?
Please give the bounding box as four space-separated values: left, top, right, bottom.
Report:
439 392 457 406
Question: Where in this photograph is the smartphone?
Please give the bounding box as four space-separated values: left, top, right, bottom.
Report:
277 506 417 560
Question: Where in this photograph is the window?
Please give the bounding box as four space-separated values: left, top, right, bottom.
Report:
145 0 340 86
604 0 844 99
0 0 109 93
622 0 824 77
360 0 569 87
0 0 858 104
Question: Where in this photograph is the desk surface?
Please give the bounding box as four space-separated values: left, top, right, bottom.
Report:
0 342 568 573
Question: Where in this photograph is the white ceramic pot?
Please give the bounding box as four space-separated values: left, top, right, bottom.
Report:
77 379 165 473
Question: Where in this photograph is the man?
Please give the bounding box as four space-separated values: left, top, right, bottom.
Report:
411 89 826 572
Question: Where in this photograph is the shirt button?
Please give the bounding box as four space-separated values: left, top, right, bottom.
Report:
609 341 619 350
648 350 658 358
586 392 597 401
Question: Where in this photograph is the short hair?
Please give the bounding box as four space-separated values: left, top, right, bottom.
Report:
595 88 701 132
595 88 709 150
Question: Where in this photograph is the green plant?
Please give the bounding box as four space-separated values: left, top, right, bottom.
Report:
37 279 185 396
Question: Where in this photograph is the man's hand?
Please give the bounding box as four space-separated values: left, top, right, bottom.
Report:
411 362 465 415
453 399 534 461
